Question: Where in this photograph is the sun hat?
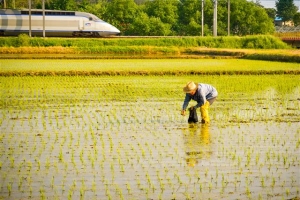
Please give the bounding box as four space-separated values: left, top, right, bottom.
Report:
183 81 197 93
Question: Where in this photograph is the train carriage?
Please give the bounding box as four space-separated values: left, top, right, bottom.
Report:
0 9 120 37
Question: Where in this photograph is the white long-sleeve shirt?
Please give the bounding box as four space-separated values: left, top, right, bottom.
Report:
182 83 218 110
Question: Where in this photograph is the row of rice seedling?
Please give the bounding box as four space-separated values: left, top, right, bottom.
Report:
0 74 299 199
1 47 299 63
1 74 298 108
2 70 300 76
1 59 299 75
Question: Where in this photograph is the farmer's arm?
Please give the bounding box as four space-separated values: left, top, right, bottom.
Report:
182 94 191 110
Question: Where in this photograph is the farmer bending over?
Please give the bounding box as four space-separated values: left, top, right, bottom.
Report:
181 81 218 123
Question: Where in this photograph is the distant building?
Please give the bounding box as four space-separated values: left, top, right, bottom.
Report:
274 17 294 26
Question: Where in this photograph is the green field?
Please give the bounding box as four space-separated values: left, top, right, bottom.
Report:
0 59 299 76
0 59 299 199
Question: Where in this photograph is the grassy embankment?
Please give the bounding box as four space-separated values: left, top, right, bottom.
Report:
0 35 299 62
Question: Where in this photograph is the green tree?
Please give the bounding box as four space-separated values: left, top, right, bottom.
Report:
144 0 179 25
203 0 214 35
178 0 215 36
177 0 202 35
127 12 171 35
144 0 179 34
254 0 262 6
103 0 138 35
230 0 274 35
147 16 172 36
127 12 151 35
82 0 108 19
134 0 147 4
184 19 202 36
77 0 89 11
216 0 231 36
265 8 276 20
276 0 298 25
190 0 228 36
37 0 77 10
178 0 201 25
2 0 29 9
293 12 300 26
3 0 280 36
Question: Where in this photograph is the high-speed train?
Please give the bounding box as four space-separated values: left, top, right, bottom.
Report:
0 9 120 37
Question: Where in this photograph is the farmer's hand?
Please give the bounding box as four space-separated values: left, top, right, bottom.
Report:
181 110 186 116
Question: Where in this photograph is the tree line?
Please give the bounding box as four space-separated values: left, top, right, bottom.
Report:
1 0 299 36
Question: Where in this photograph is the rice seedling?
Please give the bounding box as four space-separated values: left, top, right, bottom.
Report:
0 59 299 200
7 183 12 196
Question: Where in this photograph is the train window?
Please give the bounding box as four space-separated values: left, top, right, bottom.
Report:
21 10 75 16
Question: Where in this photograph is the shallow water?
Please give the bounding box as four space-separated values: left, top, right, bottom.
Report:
1 101 299 199
0 75 299 199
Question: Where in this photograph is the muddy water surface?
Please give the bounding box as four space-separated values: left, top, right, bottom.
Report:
0 76 299 199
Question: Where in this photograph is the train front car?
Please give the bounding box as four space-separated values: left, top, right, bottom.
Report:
0 9 120 37
94 19 120 37
75 12 120 37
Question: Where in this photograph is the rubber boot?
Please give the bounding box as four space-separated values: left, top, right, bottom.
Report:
200 101 210 123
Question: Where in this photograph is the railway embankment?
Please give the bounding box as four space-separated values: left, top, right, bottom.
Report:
0 35 299 62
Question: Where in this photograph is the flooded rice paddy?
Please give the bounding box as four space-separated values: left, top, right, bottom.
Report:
0 75 299 200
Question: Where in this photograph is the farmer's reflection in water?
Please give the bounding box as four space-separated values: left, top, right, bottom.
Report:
183 124 211 167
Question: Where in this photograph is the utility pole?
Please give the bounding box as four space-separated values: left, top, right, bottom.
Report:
201 0 204 36
42 0 45 37
228 0 230 36
28 0 31 37
213 0 217 37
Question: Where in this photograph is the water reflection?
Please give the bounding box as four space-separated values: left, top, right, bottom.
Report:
183 123 211 167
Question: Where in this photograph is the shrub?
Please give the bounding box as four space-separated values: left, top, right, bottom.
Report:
17 34 31 47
